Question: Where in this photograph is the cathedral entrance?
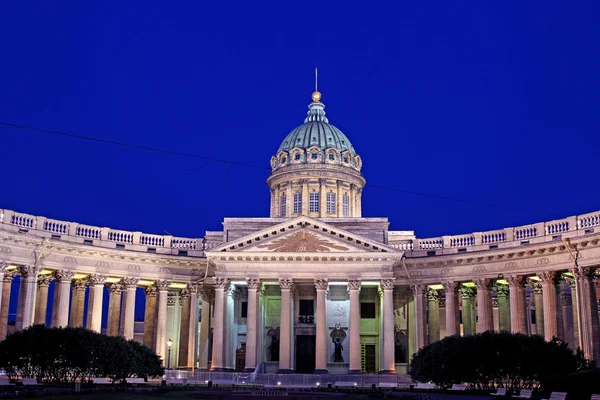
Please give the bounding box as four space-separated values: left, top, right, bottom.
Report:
295 335 315 374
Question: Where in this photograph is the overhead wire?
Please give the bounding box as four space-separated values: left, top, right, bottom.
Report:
0 121 528 213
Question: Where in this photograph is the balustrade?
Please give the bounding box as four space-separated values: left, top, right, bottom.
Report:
449 235 475 248
481 230 506 244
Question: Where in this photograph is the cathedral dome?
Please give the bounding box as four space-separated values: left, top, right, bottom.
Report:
271 98 362 172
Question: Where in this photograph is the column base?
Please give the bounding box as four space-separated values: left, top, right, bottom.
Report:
378 370 397 375
347 369 362 374
277 369 295 374
313 369 329 374
210 367 229 372
243 368 255 372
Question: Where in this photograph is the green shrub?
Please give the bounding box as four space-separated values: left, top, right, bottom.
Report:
0 325 164 383
409 331 590 391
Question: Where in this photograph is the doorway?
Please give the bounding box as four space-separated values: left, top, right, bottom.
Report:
364 344 377 374
295 335 315 373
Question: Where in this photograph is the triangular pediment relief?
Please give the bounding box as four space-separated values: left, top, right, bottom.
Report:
207 216 400 254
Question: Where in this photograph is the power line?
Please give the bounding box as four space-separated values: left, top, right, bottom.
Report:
0 121 528 212
0 121 270 171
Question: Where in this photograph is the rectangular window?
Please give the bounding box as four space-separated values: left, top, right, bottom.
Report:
241 302 248 318
293 193 302 214
326 192 336 214
309 192 319 213
280 194 287 217
299 300 314 316
360 303 376 319
343 194 349 217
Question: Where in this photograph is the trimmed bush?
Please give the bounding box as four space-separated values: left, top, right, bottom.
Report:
0 325 164 383
409 331 590 391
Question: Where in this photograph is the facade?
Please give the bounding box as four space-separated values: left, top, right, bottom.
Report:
0 88 599 375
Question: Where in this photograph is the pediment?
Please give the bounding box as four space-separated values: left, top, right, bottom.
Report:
207 216 400 254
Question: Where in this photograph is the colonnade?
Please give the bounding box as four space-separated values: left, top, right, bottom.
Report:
415 268 600 361
209 277 398 374
0 265 202 368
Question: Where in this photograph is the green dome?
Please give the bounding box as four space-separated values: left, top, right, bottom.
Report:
276 102 357 155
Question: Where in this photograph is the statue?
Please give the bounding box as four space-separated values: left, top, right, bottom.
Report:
333 338 343 362
269 337 279 361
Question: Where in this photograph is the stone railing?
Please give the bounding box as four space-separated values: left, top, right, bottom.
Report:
0 209 206 257
2 207 600 258
410 211 599 255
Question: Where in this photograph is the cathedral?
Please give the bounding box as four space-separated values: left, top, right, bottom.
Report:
0 84 599 375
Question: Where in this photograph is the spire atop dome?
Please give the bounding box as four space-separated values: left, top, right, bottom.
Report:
311 67 322 103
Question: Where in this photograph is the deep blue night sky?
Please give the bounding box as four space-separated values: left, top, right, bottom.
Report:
1 2 599 322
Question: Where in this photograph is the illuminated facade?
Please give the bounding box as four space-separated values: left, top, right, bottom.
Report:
0 88 599 375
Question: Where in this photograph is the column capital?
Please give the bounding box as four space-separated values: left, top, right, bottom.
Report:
474 278 492 290
537 271 557 283
199 285 214 302
187 283 199 294
347 279 361 291
121 277 139 288
53 269 74 282
246 277 262 290
427 288 439 301
212 277 229 290
459 286 475 298
0 261 7 271
155 279 171 291
72 279 88 292
108 283 123 294
87 274 107 285
37 275 53 287
180 287 190 299
3 271 16 282
313 278 328 291
494 283 509 296
506 275 525 287
381 278 395 290
412 283 427 296
279 277 294 290
532 282 543 294
19 265 39 278
443 281 458 293
144 285 157 297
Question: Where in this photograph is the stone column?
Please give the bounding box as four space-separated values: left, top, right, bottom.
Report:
187 284 199 368
460 286 475 336
495 284 511 331
574 267 600 361
51 269 74 328
143 285 157 349
348 279 361 374
414 284 427 350
319 179 327 217
69 279 87 327
106 283 122 336
302 179 309 215
427 288 440 343
278 278 294 373
199 286 213 371
178 287 191 367
0 272 15 340
538 271 558 341
475 279 492 333
210 277 228 371
86 274 106 333
34 275 52 325
313 278 328 374
507 275 527 334
380 279 396 374
120 278 138 339
568 279 580 349
0 263 5 325
15 265 39 330
155 280 171 364
244 278 261 372
555 277 566 340
532 283 544 336
443 281 459 336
